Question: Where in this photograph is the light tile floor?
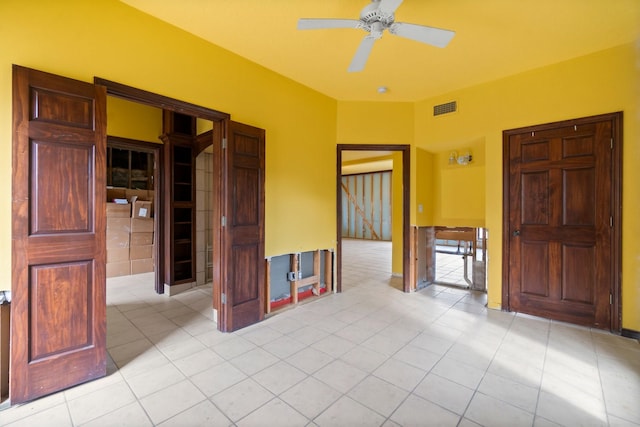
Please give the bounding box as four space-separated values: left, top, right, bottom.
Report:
2 239 639 426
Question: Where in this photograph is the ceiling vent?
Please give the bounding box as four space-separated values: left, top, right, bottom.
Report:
433 101 457 116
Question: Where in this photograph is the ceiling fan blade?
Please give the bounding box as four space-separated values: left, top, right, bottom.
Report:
389 22 455 48
379 0 404 15
297 18 361 30
348 36 376 72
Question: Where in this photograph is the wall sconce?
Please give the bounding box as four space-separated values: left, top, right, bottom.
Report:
448 150 472 165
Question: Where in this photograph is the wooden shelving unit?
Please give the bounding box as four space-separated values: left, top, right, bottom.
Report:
161 112 196 286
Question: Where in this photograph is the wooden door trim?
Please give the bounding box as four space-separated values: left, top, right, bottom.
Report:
502 112 622 332
94 78 230 122
336 144 411 293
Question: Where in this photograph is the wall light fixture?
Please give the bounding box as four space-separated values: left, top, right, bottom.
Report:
449 150 472 165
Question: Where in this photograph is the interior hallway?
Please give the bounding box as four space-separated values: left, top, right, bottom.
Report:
1 240 639 426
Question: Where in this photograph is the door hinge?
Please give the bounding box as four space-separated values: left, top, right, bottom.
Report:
610 216 613 228
221 293 227 304
610 138 613 149
221 216 226 227
610 293 612 305
222 138 227 149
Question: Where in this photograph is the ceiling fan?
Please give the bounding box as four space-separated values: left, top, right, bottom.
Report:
297 0 455 72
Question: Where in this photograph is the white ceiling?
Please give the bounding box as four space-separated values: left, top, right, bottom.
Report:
120 0 639 102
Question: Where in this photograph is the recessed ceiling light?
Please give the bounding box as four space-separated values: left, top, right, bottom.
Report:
377 86 388 94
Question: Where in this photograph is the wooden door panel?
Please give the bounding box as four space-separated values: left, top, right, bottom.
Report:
233 167 260 225
32 140 94 233
30 262 92 359
231 244 260 304
563 168 595 225
220 121 265 332
11 66 106 403
521 171 550 225
521 140 550 163
561 244 595 304
30 87 94 128
562 135 594 157
520 241 549 297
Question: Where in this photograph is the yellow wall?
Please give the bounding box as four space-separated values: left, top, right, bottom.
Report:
430 139 486 227
0 0 337 289
106 96 163 143
414 148 434 226
415 42 639 330
336 101 415 148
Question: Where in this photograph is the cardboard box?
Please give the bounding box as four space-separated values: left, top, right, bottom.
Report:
107 261 130 278
125 189 153 202
132 200 152 219
1 303 9 400
130 245 153 260
106 203 131 218
107 231 130 249
107 187 127 202
126 189 154 217
107 217 131 233
130 232 154 246
131 218 153 233
131 258 154 274
107 247 129 263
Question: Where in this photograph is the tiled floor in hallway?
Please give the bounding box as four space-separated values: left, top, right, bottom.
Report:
1 239 639 426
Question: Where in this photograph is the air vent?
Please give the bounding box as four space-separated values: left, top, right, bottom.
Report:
433 101 457 116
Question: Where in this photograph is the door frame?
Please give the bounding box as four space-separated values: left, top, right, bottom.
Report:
94 77 230 318
336 144 411 292
501 112 622 332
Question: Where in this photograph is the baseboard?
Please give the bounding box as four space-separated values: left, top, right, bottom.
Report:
164 281 196 296
621 328 640 341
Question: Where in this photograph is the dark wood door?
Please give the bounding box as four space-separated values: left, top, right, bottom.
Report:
219 121 265 332
504 114 620 329
11 66 107 403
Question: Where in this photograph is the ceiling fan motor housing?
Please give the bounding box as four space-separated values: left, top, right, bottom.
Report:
359 1 395 39
360 1 395 26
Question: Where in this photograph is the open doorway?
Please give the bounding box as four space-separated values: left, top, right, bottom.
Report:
98 79 267 333
433 227 487 291
336 144 410 293
104 96 161 284
104 97 218 298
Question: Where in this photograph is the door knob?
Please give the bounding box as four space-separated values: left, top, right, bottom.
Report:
513 230 520 236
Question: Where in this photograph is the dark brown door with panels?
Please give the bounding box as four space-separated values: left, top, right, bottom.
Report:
503 113 622 330
218 121 266 332
11 66 107 403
